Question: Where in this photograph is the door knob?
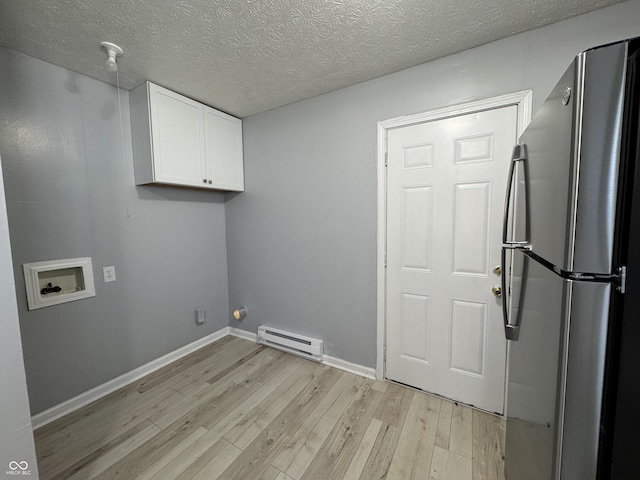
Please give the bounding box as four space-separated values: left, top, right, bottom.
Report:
492 285 502 297
493 265 502 276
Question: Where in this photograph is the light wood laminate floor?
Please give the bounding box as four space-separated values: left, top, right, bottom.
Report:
34 336 505 480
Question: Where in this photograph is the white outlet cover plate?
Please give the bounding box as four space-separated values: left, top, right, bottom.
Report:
103 266 116 283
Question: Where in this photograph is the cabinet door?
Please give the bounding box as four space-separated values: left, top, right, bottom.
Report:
149 84 206 187
203 107 244 191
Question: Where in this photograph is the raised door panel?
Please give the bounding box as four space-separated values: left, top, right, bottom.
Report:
203 107 244 191
401 186 433 271
452 181 491 276
398 292 432 364
149 84 206 187
449 299 487 377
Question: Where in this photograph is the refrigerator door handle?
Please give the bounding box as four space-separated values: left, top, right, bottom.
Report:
502 144 528 341
502 144 529 247
501 246 520 341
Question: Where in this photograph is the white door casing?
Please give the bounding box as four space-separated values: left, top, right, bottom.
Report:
376 92 532 414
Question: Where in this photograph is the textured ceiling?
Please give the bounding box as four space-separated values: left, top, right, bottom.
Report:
0 0 623 117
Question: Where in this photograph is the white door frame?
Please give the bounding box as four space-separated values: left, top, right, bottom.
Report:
376 91 533 380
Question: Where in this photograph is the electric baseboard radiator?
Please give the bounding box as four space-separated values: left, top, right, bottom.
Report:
257 326 324 362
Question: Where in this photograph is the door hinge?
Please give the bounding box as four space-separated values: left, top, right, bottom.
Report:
383 342 387 373
385 152 388 167
617 266 627 294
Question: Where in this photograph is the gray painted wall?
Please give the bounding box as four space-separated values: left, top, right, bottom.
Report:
0 48 230 414
0 159 39 477
226 1 640 367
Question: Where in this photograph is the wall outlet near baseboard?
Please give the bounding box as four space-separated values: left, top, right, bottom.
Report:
195 308 206 325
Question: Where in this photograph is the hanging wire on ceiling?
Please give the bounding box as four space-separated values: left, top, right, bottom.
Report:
100 41 130 218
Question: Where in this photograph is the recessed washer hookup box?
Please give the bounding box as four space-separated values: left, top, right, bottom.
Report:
23 257 95 310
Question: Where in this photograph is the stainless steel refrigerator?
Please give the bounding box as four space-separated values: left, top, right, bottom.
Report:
502 38 640 479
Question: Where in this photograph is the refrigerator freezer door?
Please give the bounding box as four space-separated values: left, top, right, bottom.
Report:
559 281 611 480
505 249 567 480
518 42 626 273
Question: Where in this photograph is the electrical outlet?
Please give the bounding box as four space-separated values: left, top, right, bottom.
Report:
103 266 116 283
195 308 206 325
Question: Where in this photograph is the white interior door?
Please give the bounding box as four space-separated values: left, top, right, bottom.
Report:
385 106 517 413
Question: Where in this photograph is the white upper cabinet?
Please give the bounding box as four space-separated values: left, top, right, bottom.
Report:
130 82 244 191
203 106 244 191
149 85 206 188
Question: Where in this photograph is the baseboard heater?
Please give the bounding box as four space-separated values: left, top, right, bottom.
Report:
257 326 324 362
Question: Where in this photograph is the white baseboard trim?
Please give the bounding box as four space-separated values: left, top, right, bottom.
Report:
31 326 377 429
228 327 257 342
323 355 376 379
31 327 230 430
